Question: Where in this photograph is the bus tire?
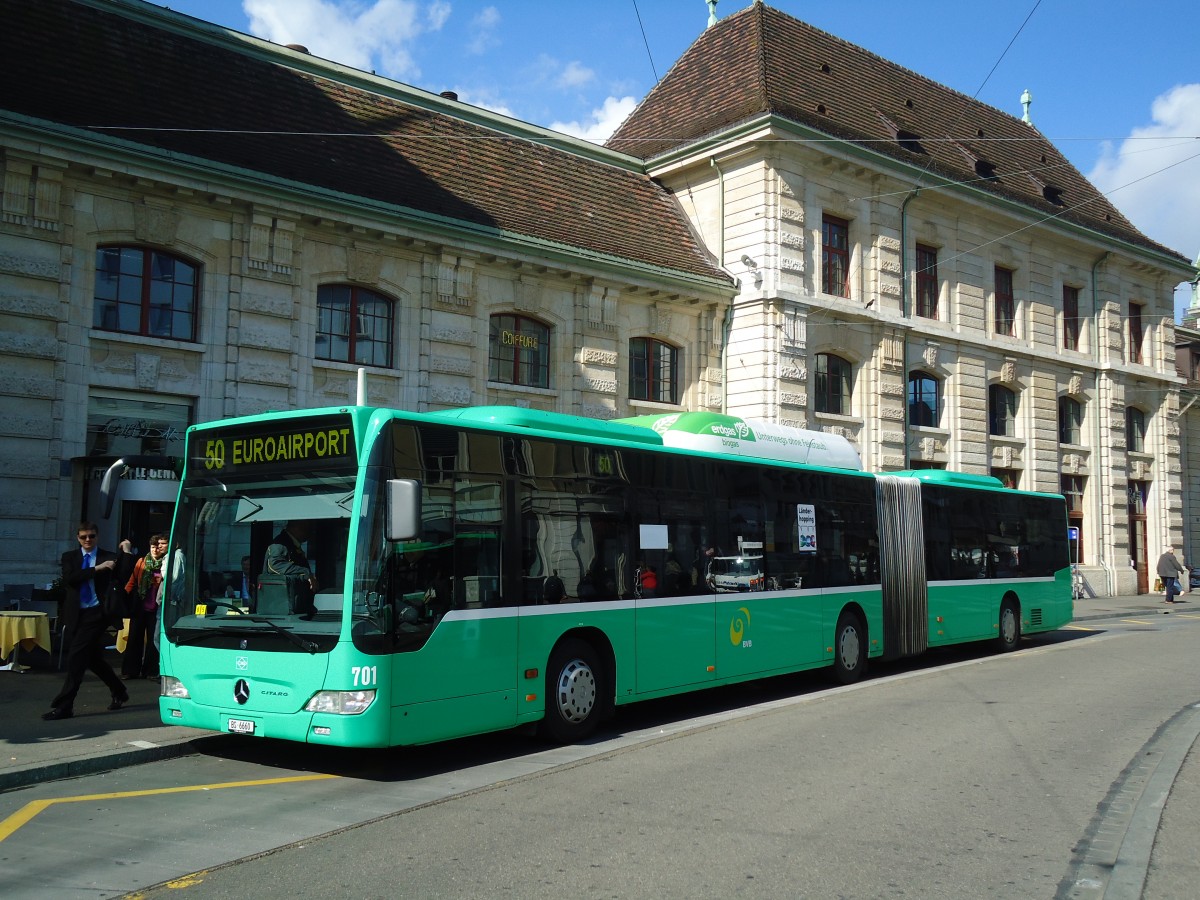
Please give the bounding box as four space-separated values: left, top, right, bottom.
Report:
831 610 867 684
996 598 1020 653
539 638 602 743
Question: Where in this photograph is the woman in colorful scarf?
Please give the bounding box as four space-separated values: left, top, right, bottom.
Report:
122 533 168 679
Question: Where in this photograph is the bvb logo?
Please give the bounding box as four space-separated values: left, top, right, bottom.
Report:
729 606 752 647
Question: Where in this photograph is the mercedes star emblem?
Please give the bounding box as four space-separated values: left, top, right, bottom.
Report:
234 679 250 705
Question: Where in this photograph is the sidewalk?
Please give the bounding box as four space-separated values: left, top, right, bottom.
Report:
0 591 1182 793
0 645 198 793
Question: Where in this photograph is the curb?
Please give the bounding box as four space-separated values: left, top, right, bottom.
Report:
0 739 198 794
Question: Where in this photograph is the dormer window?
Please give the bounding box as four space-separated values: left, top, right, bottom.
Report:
974 159 998 181
1043 185 1064 205
897 130 925 154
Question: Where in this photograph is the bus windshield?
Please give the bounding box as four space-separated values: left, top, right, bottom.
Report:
163 471 356 646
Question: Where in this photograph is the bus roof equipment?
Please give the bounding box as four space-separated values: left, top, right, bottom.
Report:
615 412 862 471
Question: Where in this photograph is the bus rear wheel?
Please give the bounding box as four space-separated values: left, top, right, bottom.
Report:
832 610 867 684
996 598 1020 652
539 638 602 743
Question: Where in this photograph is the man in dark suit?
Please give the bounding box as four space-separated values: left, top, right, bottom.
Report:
42 522 130 721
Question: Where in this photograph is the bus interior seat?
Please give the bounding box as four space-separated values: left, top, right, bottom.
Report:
255 575 291 616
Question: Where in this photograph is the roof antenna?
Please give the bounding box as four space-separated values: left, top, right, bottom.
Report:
706 0 718 29
1020 88 1033 124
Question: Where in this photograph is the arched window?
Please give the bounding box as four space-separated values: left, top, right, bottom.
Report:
1058 396 1083 445
489 314 550 388
629 337 679 404
815 353 852 415
1125 407 1146 452
907 371 940 427
316 285 394 367
988 384 1018 437
94 246 198 341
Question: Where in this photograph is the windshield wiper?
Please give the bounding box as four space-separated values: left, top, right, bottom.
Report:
192 600 319 653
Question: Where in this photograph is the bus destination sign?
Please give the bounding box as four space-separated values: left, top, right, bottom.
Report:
193 414 357 474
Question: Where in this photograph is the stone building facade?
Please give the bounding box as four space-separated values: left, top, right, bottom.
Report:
609 4 1196 596
1 0 1195 595
0 0 731 583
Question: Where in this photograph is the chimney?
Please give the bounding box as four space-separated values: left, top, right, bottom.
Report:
440 90 459 101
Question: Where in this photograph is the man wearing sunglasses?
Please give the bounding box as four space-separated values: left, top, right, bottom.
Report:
41 523 130 721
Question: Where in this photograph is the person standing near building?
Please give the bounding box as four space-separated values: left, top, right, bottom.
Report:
122 533 167 680
1157 545 1185 603
42 522 130 720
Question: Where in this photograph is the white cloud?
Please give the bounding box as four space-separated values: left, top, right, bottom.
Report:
243 0 449 79
557 61 595 90
1088 83 1200 265
550 96 638 144
467 6 500 55
426 1 451 30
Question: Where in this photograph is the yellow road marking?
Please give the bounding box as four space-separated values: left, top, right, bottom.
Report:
0 773 336 843
1120 618 1156 625
1063 624 1098 631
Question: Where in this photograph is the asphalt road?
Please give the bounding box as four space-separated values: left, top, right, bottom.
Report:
3 612 1199 899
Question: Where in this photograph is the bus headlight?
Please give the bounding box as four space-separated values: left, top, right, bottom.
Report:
304 690 376 715
161 676 190 699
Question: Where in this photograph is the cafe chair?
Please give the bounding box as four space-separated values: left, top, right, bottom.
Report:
27 597 58 631
3 583 34 610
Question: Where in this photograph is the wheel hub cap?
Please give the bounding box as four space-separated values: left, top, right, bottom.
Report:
556 659 596 723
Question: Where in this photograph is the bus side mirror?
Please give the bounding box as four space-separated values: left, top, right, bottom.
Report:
386 479 421 542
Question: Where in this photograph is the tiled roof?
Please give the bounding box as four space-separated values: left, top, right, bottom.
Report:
0 0 729 285
608 2 1186 263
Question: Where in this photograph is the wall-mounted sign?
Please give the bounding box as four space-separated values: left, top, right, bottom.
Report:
499 329 539 349
87 394 191 457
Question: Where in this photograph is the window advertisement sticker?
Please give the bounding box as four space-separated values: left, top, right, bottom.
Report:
796 503 817 552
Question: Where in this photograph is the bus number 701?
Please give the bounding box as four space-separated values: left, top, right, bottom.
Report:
351 666 377 687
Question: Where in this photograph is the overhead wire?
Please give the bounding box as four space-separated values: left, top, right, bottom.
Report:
630 0 659 84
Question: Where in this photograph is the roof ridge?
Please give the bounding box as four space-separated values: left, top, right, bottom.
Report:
605 2 1186 263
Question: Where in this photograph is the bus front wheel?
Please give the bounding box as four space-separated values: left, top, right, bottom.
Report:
832 610 867 684
996 599 1020 652
539 638 602 743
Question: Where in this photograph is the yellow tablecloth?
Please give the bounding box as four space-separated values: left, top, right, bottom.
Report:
0 610 51 659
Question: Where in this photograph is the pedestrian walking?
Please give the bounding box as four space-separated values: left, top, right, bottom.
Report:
122 533 167 679
1157 545 1185 603
42 522 131 720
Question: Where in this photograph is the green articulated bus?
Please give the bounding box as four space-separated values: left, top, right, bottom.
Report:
159 405 1072 747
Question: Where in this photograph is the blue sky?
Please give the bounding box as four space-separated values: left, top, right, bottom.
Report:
162 0 1199 316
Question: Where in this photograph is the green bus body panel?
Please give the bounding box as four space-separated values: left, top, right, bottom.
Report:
161 573 1069 747
158 639 394 747
635 597 716 692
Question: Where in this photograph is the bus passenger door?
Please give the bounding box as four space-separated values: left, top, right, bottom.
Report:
390 474 517 742
632 494 715 695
